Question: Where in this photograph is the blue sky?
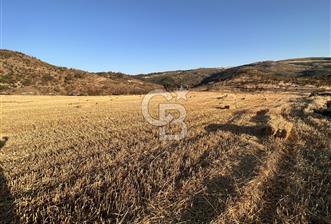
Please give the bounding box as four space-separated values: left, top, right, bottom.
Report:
2 0 330 74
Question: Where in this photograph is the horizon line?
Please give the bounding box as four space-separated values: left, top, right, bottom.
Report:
1 48 330 75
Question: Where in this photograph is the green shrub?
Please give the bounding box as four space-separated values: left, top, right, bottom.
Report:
0 74 13 83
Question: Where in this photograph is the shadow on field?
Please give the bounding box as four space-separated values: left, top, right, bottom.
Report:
180 154 260 223
205 109 271 138
205 123 269 138
0 137 18 224
250 109 270 124
178 110 271 223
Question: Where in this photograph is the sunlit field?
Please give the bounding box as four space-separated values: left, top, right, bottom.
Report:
0 90 330 223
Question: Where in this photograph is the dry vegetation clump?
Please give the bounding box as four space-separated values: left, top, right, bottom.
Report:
0 91 330 223
137 68 224 90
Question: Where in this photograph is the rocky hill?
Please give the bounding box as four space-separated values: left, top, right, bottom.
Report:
198 57 331 91
0 50 161 95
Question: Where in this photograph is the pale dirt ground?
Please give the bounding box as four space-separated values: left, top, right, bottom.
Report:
0 91 330 223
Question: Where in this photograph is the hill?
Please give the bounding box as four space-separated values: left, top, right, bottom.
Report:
1 51 330 95
137 68 224 90
0 50 161 95
198 57 331 91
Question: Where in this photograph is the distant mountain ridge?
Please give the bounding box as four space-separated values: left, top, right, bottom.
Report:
0 50 330 95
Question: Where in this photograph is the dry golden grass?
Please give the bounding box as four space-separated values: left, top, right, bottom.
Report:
0 90 330 223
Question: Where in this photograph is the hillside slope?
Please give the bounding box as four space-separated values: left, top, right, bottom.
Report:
1 50 330 95
199 57 331 91
0 50 161 95
137 68 224 90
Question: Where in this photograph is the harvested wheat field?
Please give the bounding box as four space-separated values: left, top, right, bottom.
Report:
0 90 330 223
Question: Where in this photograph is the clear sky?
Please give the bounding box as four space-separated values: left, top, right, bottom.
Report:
2 0 330 74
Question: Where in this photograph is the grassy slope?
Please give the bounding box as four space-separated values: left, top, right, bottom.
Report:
0 50 161 95
199 58 331 90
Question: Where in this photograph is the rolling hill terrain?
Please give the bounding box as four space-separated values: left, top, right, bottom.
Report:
198 57 331 91
1 50 330 95
0 50 161 95
137 68 224 90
